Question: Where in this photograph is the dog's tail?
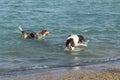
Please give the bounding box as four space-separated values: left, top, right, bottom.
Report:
18 25 23 32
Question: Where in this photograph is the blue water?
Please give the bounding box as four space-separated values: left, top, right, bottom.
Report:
0 0 120 72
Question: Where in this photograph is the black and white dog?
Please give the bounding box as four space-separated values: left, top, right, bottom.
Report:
65 34 88 51
18 26 50 40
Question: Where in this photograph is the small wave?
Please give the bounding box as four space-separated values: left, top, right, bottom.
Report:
19 65 49 70
0 57 120 72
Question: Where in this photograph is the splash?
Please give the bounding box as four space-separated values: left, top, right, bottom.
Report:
78 40 89 47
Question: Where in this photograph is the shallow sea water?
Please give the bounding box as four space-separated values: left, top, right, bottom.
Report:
0 0 120 72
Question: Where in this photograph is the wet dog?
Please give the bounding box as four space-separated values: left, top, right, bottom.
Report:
18 26 50 40
65 34 88 51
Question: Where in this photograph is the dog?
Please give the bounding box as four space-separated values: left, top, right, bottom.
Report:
65 34 88 51
18 26 50 40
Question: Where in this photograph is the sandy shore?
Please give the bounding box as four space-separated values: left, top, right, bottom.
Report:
2 61 120 80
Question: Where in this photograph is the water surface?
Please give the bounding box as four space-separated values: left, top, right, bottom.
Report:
0 0 120 72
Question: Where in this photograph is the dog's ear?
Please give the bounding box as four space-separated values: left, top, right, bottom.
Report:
66 38 74 47
41 30 47 35
40 30 50 36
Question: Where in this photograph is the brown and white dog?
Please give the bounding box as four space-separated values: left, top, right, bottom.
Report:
65 34 88 51
18 26 50 40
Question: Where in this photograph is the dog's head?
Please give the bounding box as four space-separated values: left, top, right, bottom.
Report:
66 38 75 51
40 30 51 36
35 30 50 40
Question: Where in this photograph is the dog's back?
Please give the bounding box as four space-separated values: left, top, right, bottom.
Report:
18 26 50 40
18 26 36 39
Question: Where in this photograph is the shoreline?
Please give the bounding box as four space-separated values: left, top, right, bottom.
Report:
2 60 120 80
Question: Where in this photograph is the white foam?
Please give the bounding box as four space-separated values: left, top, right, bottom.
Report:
78 40 89 47
64 47 70 51
73 47 85 52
